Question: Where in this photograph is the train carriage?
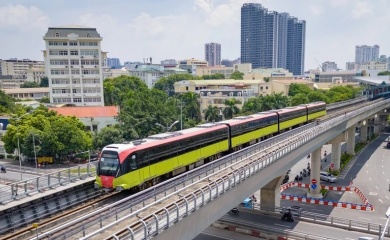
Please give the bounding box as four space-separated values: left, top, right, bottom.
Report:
95 101 327 191
96 123 229 190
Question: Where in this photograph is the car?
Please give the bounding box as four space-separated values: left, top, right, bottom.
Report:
320 171 337 183
386 142 390 148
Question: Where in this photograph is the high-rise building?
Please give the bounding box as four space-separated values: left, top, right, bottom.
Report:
240 3 306 75
205 43 221 66
322 61 338 72
43 25 106 106
355 45 379 64
106 58 121 69
345 62 358 71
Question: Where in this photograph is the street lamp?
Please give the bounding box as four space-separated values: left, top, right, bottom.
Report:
155 120 179 132
380 206 390 240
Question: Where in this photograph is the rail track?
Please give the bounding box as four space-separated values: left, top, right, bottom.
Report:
0 191 128 240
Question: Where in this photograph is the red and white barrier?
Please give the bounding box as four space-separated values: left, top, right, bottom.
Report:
280 181 374 211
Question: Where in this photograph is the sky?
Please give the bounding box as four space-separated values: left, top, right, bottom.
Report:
0 0 389 71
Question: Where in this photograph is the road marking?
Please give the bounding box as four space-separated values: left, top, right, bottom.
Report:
274 224 286 227
359 217 371 221
369 192 377 196
367 164 369 167
367 170 369 174
375 186 379 190
384 172 385 175
385 196 389 200
345 238 355 240
369 177 371 181
379 199 383 203
382 165 384 168
387 179 389 182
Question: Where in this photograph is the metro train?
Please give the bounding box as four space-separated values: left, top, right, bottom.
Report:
95 102 326 191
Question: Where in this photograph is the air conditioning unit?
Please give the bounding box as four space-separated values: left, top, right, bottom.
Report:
65 66 68 68
81 66 84 68
94 66 97 68
93 55 98 58
80 56 84 58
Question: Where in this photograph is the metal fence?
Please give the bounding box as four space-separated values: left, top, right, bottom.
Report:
254 205 389 238
0 162 97 204
79 98 390 240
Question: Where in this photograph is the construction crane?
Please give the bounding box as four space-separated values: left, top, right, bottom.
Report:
314 58 324 72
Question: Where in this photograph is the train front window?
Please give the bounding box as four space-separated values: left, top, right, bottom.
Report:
99 151 119 176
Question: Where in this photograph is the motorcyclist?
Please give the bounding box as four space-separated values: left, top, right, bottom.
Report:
0 165 6 173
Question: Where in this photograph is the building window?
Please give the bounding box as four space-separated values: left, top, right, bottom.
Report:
70 50 78 55
55 32 60 37
92 125 98 131
69 41 78 46
73 97 82 102
86 33 91 37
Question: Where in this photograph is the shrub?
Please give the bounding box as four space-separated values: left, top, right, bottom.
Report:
7 154 14 159
0 154 4 159
354 142 366 152
320 188 328 196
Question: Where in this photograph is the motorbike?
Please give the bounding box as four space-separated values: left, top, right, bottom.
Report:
0 167 6 173
281 212 294 222
302 169 307 177
230 208 239 215
294 175 302 181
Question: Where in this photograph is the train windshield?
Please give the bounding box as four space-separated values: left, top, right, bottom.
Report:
98 151 119 176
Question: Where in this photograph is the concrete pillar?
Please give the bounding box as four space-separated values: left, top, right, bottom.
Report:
330 133 345 171
360 124 368 143
308 147 322 198
347 125 356 156
260 175 283 208
374 115 380 134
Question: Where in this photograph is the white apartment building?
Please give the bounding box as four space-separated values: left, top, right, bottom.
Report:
43 25 105 106
359 61 387 71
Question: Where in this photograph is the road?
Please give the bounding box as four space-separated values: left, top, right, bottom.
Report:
194 211 380 240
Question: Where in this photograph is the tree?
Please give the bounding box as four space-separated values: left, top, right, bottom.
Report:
202 73 225 80
264 77 270 82
203 105 220 122
241 98 263 114
307 91 330 103
154 74 201 96
40 77 49 87
291 93 310 106
0 90 16 114
20 81 40 88
230 71 244 80
180 92 201 121
39 97 50 103
223 98 241 119
288 83 312 97
2 105 92 162
93 126 125 150
378 71 390 76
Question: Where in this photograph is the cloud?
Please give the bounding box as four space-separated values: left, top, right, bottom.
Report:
309 5 323 16
329 0 350 7
127 12 168 37
194 0 213 12
0 4 49 31
351 1 372 19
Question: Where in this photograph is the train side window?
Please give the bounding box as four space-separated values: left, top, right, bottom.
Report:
130 155 137 170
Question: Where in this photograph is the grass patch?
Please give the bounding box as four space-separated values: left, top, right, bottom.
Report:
320 188 328 197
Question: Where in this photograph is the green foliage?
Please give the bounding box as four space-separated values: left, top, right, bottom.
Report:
0 90 16 114
2 105 92 162
378 71 390 76
354 142 366 152
203 105 220 122
340 152 353 170
264 77 270 82
0 154 4 159
40 77 49 87
320 188 328 196
93 126 125 150
20 81 40 88
223 98 241 119
202 73 225 79
180 92 201 121
104 76 148 106
241 93 289 114
39 97 50 103
307 91 330 103
288 83 312 97
7 154 14 159
230 71 244 80
290 93 310 106
153 74 201 96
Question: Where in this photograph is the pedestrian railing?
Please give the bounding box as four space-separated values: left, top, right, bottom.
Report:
255 205 389 238
0 162 97 205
